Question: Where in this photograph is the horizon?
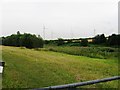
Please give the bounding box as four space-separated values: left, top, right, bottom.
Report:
0 31 118 40
0 0 119 40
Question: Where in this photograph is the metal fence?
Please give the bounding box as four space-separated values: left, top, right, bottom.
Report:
32 76 120 90
0 62 5 67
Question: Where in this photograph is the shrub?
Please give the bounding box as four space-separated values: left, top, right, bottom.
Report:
81 39 88 46
57 38 64 46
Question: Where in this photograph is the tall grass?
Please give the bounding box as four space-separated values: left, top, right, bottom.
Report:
45 45 118 59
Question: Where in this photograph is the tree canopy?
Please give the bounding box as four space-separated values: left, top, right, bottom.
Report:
107 34 120 46
2 31 44 49
81 39 88 46
93 34 106 44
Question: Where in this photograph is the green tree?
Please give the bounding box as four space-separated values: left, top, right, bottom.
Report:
17 31 20 35
57 38 64 46
100 34 106 44
2 32 44 49
93 34 106 44
107 34 119 46
81 39 88 46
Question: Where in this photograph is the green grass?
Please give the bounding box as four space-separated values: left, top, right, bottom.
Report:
1 46 119 88
45 45 118 59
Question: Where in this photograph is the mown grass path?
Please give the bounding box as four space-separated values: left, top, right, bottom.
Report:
1 46 119 88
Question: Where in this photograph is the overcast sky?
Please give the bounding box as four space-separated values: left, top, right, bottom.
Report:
0 0 119 40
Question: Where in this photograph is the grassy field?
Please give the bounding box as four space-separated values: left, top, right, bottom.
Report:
45 45 118 59
1 46 119 88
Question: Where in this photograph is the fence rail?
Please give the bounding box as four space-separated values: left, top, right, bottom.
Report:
0 62 5 67
32 76 120 90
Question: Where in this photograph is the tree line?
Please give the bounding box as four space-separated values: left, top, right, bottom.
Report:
45 34 120 47
93 34 120 46
1 31 44 49
0 32 119 48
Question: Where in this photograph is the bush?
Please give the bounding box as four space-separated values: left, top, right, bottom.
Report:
57 38 64 46
81 39 88 46
47 46 118 59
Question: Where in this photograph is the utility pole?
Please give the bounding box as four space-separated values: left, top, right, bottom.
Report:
51 31 53 40
70 28 74 39
94 28 96 37
43 25 47 40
